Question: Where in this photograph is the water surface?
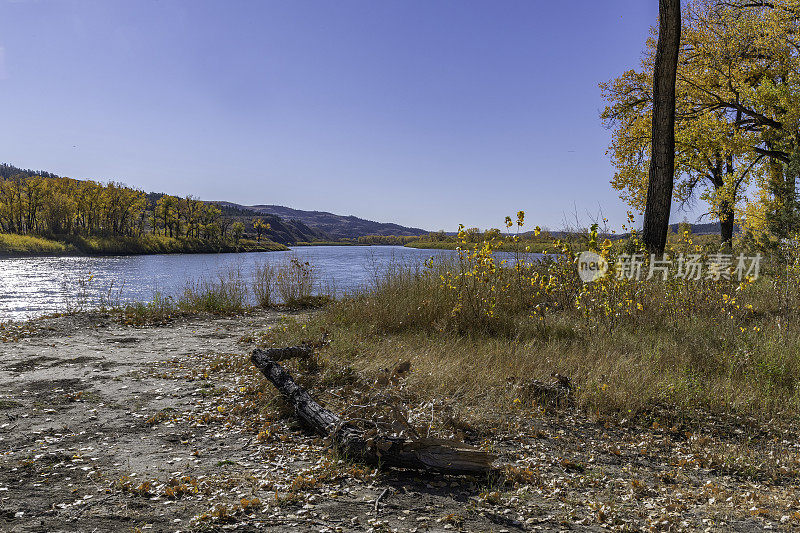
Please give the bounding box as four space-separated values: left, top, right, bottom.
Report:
0 246 465 321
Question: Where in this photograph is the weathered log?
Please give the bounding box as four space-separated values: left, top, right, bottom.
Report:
251 348 495 474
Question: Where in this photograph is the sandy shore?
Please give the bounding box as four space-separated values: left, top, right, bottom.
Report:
2 311 799 532
1 311 311 532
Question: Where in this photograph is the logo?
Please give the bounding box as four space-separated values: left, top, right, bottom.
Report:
577 251 608 283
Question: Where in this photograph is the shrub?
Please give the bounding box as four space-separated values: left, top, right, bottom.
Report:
252 263 276 307
178 268 248 314
275 257 316 307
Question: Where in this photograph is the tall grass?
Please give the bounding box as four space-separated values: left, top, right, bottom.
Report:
120 292 177 324
252 263 277 308
108 257 326 324
177 268 249 314
331 250 575 337
275 257 319 307
261 227 800 422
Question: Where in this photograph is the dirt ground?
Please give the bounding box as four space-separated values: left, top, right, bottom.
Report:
2 311 800 532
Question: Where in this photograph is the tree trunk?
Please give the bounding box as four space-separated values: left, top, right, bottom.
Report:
642 0 681 255
767 155 793 240
251 349 496 475
718 155 735 246
720 206 734 246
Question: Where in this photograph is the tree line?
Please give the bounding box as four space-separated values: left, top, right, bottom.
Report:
0 173 233 241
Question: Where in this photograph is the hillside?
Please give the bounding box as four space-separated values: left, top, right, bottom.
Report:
142 193 326 244
223 203 429 239
668 221 741 235
1 163 324 245
0 163 58 180
233 213 328 245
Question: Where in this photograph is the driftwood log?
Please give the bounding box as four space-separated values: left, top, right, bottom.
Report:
251 348 495 474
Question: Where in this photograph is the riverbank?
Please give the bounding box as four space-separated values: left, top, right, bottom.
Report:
1 309 798 531
404 240 560 253
292 240 365 246
0 233 288 257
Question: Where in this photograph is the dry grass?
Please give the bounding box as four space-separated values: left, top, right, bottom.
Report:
261 318 800 424
0 233 71 254
275 256 327 308
177 268 249 314
252 263 276 307
255 245 800 425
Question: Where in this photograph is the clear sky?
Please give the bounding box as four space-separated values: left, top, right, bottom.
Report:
0 0 697 232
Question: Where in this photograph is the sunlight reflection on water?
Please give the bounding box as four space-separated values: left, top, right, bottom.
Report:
0 246 546 322
0 247 432 321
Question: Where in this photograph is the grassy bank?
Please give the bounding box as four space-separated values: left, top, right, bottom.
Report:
292 240 363 246
0 233 72 255
0 232 287 257
247 237 800 427
68 234 288 255
265 299 795 423
404 239 558 253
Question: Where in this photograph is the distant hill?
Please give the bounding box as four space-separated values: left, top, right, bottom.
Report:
219 203 429 240
236 213 328 245
0 163 59 180
140 194 327 245
668 222 740 235
1 163 324 245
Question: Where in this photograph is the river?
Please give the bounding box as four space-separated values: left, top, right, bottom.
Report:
0 246 473 321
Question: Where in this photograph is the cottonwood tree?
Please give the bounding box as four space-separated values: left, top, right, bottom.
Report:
253 218 269 242
603 0 764 245
642 0 682 254
231 221 245 245
604 0 800 247
0 173 224 240
684 0 800 244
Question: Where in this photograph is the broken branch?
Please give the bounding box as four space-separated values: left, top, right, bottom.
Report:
251 348 495 475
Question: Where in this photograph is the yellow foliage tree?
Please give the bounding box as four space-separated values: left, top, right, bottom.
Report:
602 0 800 245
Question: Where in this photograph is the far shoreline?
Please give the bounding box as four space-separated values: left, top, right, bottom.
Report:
0 233 290 258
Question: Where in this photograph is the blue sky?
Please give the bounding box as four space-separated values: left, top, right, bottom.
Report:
0 0 695 232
